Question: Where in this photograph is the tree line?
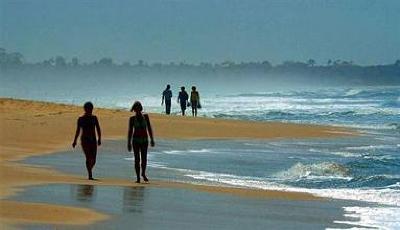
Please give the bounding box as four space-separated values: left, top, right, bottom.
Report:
1 48 399 85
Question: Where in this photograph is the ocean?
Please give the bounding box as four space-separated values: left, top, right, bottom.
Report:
3 85 400 229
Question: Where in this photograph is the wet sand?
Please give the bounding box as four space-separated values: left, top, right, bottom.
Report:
0 98 354 228
12 184 362 230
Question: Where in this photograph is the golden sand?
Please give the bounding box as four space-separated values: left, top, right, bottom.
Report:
0 98 354 228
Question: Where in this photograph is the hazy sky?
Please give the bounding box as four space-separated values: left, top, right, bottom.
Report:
1 0 399 65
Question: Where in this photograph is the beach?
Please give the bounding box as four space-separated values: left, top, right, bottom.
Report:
0 98 355 229
2 0 400 227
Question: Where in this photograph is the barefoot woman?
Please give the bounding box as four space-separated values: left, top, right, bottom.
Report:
72 102 102 180
127 101 155 183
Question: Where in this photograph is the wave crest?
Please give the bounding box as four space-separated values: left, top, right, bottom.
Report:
274 162 350 179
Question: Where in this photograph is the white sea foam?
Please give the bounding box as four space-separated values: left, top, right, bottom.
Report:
387 182 400 189
162 149 213 155
329 206 400 230
273 162 350 180
312 188 400 207
345 145 398 151
331 123 400 130
329 151 362 158
179 169 400 207
309 147 362 158
188 149 213 153
162 150 187 155
344 89 363 97
363 155 396 161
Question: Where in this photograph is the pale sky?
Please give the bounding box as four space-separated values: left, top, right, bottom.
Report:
1 0 399 65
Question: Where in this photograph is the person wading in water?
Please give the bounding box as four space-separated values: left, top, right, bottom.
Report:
177 86 189 116
190 86 200 117
161 84 173 115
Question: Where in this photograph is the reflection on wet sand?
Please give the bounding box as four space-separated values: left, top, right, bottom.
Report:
13 184 359 230
123 186 145 213
73 184 95 202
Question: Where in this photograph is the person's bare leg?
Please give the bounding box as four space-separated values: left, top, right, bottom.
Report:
141 145 149 182
83 144 96 180
133 145 141 183
88 157 96 180
85 159 93 180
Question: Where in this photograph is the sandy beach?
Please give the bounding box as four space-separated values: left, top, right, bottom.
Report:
0 98 354 228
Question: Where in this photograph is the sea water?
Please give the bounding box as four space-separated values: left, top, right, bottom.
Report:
7 85 400 229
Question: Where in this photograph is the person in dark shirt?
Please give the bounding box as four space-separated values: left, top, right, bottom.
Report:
128 101 155 183
161 84 173 115
177 86 189 116
72 102 101 180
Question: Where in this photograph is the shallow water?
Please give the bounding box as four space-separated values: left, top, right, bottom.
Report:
13 184 362 230
25 136 400 229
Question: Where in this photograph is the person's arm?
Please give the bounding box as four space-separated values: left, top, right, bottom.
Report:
161 92 164 105
144 114 155 147
177 93 180 103
95 116 101 146
127 117 133 151
72 118 80 148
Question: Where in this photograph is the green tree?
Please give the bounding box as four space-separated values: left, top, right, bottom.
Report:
307 59 316 67
55 56 66 67
71 57 79 67
261 60 272 69
98 57 113 66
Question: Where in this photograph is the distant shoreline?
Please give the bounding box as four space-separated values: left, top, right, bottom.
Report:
2 47 399 86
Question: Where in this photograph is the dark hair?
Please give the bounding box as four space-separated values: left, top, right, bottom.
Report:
181 86 185 90
83 102 93 111
166 84 171 89
192 86 196 90
130 101 143 112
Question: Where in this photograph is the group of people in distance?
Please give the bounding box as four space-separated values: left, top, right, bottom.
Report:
72 101 155 183
162 84 201 116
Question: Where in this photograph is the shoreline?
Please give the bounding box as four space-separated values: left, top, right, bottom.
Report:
0 98 355 227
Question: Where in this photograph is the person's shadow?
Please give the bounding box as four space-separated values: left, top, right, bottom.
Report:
122 186 145 213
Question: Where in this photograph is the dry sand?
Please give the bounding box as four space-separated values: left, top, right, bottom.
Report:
0 98 354 228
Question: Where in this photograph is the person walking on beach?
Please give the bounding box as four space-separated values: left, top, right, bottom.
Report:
190 86 200 117
72 102 101 180
127 101 155 183
161 84 173 115
177 86 189 116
